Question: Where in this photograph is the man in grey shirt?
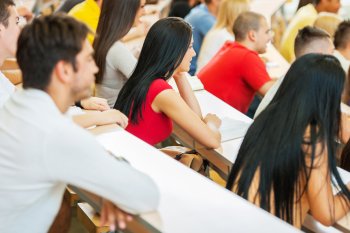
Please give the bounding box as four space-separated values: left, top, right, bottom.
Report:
0 14 159 233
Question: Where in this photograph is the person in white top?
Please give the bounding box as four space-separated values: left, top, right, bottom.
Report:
333 20 350 75
255 26 334 118
196 0 249 72
0 13 159 233
0 0 129 131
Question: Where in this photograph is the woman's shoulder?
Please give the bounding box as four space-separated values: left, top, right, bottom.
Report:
149 78 173 92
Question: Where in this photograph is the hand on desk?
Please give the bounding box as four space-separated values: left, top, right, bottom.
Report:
100 199 133 231
98 109 129 128
204 113 221 129
81 97 110 111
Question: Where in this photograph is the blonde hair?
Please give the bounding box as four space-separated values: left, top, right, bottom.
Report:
213 0 250 34
314 12 342 38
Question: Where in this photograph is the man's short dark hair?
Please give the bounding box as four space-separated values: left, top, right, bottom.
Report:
16 14 90 90
0 0 14 27
233 11 264 41
334 20 350 49
313 0 321 5
294 26 330 58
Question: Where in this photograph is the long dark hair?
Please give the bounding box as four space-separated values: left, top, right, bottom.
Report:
226 54 350 225
114 17 192 124
93 0 140 84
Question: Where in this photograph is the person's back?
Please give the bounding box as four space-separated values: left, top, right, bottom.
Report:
184 1 217 75
227 54 350 228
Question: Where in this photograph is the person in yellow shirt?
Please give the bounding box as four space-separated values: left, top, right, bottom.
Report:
68 0 102 43
280 0 340 62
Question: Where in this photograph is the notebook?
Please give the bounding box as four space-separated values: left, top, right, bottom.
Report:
219 117 251 142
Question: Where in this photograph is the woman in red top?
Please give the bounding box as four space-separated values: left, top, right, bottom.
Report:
114 17 221 147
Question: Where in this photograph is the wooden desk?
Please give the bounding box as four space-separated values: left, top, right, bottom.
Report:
87 125 301 233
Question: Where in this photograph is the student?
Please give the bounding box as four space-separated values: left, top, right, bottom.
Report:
94 0 144 108
255 26 334 118
333 20 350 75
0 14 159 233
197 0 249 72
198 12 275 114
227 54 350 228
115 17 221 148
280 0 340 62
0 0 127 129
184 0 220 75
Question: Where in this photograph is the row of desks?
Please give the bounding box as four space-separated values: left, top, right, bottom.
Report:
88 124 301 233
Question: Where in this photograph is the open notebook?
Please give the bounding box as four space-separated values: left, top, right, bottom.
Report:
219 117 251 142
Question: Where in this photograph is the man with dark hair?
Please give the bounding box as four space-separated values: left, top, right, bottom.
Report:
0 14 159 233
184 0 220 75
0 0 19 106
255 26 334 118
198 12 275 114
280 0 340 62
333 20 350 74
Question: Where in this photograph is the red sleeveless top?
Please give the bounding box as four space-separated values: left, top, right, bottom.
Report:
126 79 173 145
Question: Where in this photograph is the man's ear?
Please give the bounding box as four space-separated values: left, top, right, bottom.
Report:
0 23 6 38
53 60 74 84
247 30 256 42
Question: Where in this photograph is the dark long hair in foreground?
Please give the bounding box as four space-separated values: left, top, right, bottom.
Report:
93 0 140 84
226 54 350 225
114 17 192 124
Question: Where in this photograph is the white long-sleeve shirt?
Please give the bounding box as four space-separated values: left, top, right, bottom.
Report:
0 89 159 233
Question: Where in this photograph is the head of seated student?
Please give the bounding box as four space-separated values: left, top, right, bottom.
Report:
213 0 249 34
115 17 194 124
294 26 333 59
233 12 272 54
0 0 20 65
226 54 350 227
313 12 342 38
313 0 341 14
93 0 145 84
334 20 350 59
16 14 98 113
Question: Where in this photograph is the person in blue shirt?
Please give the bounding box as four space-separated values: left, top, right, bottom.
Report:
185 0 220 75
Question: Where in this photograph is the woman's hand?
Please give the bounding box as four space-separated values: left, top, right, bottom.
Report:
204 113 221 129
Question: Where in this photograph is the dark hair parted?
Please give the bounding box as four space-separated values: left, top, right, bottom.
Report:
294 26 330 58
93 0 140 84
114 17 192 124
16 14 90 91
226 54 350 225
0 0 14 27
233 11 264 41
334 20 350 49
